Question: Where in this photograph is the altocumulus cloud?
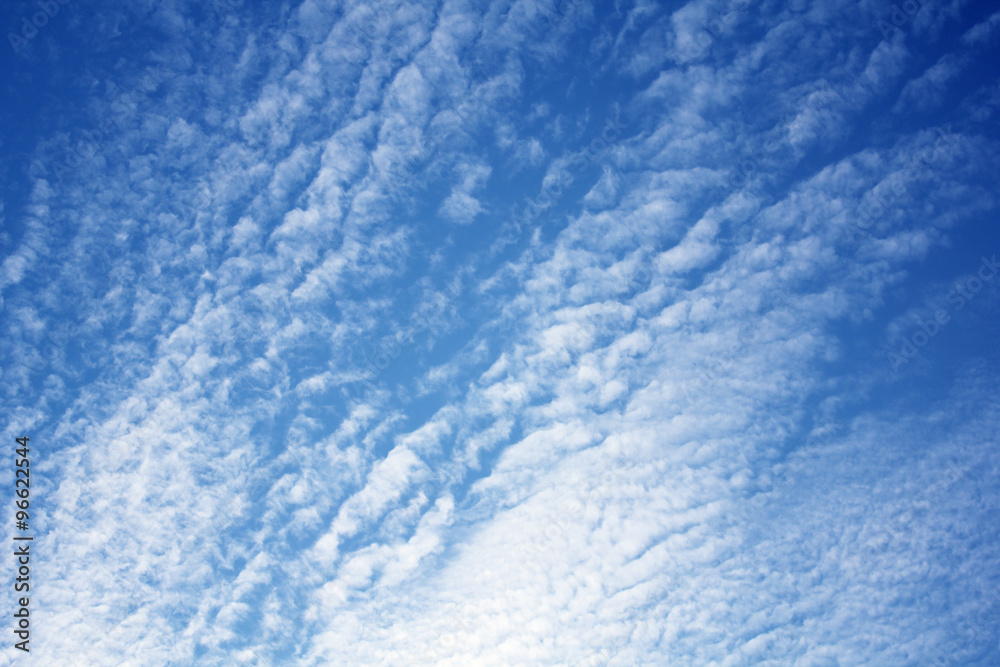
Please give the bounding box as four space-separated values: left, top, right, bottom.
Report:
0 0 999 665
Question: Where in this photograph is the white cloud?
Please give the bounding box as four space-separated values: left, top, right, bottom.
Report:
2 0 998 664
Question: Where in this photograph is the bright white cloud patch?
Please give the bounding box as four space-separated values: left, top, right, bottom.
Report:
1 0 999 665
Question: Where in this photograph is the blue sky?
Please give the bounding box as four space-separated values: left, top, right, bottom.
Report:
1 0 999 664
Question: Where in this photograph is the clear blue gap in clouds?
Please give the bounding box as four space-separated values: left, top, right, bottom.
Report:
0 0 85 203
